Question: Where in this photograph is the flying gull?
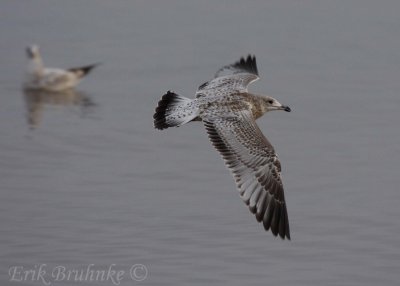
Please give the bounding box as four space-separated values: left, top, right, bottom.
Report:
153 55 292 240
24 45 99 92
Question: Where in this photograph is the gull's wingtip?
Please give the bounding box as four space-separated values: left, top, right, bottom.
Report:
68 63 101 78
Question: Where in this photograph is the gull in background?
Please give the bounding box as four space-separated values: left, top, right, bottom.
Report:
24 45 99 92
154 55 292 240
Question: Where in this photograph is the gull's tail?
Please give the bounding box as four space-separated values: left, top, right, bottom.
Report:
153 91 198 130
68 63 101 79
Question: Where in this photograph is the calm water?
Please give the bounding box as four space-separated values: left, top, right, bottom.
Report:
1 1 400 285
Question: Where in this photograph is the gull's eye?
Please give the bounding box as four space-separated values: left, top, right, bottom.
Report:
267 100 274 104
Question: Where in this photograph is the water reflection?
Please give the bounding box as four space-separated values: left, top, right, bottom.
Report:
23 88 96 129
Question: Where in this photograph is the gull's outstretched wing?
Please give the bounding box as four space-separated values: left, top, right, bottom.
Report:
203 109 290 239
196 55 260 98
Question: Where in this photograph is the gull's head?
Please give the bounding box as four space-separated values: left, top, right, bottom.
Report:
26 45 40 59
262 96 291 112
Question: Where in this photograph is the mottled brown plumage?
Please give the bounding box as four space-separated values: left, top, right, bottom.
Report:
154 55 291 239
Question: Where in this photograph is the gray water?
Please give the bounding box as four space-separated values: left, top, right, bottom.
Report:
1 1 400 285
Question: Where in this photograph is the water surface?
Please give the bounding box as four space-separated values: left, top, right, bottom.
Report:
1 1 400 285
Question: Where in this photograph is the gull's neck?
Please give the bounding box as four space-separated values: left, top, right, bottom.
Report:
246 93 267 120
27 56 44 76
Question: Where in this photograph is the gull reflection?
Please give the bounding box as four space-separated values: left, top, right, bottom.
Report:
23 88 96 130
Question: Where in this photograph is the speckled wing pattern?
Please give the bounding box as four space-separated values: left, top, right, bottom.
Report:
203 108 290 240
196 55 260 98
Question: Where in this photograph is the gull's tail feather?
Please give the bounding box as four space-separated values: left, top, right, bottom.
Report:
68 63 101 78
154 91 198 130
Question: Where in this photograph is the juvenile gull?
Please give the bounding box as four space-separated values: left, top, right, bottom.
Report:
154 55 291 240
24 45 99 92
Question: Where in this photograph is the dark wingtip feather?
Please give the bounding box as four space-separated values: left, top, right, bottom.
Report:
270 203 281 237
275 203 291 240
263 199 275 231
284 204 291 240
233 54 258 76
68 62 101 77
261 199 291 240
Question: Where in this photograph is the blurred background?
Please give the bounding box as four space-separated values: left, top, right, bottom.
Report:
1 1 400 285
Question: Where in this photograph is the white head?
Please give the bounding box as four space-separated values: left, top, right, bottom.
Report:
25 45 44 76
26 45 40 59
261 96 291 113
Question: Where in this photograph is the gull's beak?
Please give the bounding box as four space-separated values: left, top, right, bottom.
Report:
26 47 34 58
282 105 291 112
